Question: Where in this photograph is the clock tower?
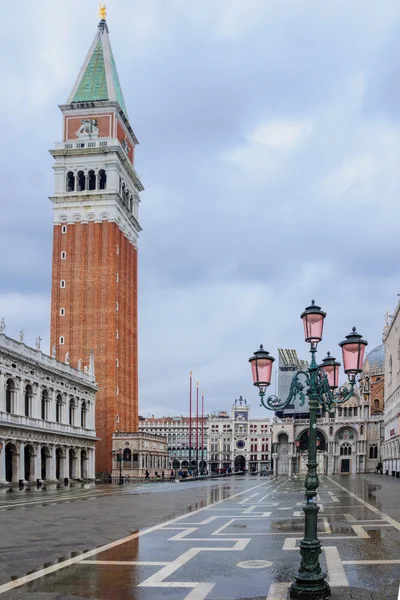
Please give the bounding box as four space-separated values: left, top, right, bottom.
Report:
49 14 143 475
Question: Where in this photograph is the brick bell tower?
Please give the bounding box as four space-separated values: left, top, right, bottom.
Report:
49 13 143 475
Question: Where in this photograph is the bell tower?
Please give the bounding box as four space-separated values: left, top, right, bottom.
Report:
49 13 143 475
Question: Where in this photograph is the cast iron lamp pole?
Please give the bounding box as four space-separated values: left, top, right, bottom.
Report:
249 301 367 600
117 452 123 485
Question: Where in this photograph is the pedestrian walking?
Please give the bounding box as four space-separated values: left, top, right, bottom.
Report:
145 469 149 480
162 470 165 479
155 470 158 478
170 469 174 479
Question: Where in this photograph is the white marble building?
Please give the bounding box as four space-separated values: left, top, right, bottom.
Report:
112 432 169 479
0 327 97 485
207 397 272 473
382 299 400 476
139 415 208 470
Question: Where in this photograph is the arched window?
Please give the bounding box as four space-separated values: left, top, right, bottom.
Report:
99 169 106 190
69 399 75 425
369 445 378 459
56 394 63 423
374 399 380 410
81 401 87 428
340 443 352 456
123 447 132 461
41 389 48 420
77 171 86 192
6 379 16 414
66 171 75 192
25 384 33 417
360 425 364 435
88 170 96 190
329 426 333 435
389 356 393 384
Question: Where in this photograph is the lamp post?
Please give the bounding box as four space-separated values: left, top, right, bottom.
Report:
249 301 367 600
117 452 123 485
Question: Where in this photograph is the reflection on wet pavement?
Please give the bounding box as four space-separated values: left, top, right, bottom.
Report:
1 475 400 599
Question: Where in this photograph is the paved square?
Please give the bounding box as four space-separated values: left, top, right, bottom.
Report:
1 476 399 599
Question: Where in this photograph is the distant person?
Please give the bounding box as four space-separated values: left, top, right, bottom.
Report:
162 471 165 479
145 470 149 480
155 471 158 478
170 470 174 479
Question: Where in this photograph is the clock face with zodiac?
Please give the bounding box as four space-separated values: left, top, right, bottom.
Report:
236 440 245 449
235 411 248 421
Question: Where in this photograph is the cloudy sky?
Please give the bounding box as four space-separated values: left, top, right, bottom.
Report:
1 0 399 417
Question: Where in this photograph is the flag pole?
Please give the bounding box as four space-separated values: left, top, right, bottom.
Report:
189 371 192 471
201 390 204 473
196 381 199 473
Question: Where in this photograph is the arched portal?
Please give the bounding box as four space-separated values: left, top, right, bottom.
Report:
41 447 50 481
56 447 64 480
5 443 18 483
24 445 35 481
235 455 246 472
69 449 77 479
277 433 289 475
81 450 88 480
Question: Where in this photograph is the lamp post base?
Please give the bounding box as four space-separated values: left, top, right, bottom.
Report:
288 579 331 600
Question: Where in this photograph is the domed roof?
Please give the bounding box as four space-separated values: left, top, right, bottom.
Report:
363 344 384 374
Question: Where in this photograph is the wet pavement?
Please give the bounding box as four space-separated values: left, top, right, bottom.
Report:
0 475 399 599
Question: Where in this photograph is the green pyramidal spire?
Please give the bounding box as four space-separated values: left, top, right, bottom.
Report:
67 19 128 117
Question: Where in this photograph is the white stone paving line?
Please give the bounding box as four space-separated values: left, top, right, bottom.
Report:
326 476 400 532
282 539 349 587
138 539 250 599
266 581 290 599
0 479 274 596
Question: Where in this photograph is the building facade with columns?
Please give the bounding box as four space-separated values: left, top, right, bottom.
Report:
207 397 272 473
382 299 400 476
0 329 97 485
111 432 169 479
138 415 208 471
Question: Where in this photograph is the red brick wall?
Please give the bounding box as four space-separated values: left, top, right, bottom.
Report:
116 119 134 164
50 221 138 474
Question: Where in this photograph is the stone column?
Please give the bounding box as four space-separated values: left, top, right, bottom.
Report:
76 449 81 479
0 439 6 483
16 379 24 416
49 446 56 481
0 372 5 413
18 442 25 482
35 443 42 481
64 448 70 480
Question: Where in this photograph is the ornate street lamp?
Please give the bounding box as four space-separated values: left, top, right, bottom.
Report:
249 301 367 600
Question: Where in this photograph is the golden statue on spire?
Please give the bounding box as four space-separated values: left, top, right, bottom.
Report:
99 4 107 21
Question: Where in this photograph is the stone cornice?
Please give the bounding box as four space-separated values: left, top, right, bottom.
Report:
0 335 97 394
